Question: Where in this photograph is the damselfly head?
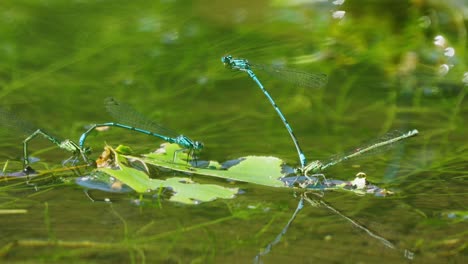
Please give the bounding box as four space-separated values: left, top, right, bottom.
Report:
221 55 232 63
221 55 234 68
194 141 204 150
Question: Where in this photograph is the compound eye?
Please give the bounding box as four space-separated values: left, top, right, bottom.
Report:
197 142 204 149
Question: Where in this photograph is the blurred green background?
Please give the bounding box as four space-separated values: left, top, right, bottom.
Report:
0 0 466 263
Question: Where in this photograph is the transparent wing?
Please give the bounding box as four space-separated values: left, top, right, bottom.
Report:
320 129 419 170
104 97 179 138
0 107 37 135
251 63 328 89
0 107 63 141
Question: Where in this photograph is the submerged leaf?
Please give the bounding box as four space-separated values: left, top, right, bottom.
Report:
162 177 238 204
76 172 133 193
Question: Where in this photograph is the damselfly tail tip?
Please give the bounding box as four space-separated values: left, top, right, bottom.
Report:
409 129 419 136
23 166 36 175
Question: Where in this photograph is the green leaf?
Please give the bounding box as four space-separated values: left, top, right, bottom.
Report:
99 166 150 193
93 146 238 204
144 144 286 188
92 145 393 199
142 144 395 196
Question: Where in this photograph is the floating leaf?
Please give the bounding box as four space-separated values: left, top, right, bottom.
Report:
90 146 238 204
98 147 151 193
87 145 393 199
142 144 394 196
144 144 286 187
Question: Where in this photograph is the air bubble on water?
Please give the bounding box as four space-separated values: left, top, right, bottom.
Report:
444 47 455 57
333 0 345 5
434 35 446 47
438 64 450 76
462 72 468 85
332 10 346 19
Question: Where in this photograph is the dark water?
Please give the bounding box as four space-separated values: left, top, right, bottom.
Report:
0 0 466 263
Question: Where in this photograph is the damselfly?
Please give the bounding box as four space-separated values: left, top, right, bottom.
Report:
222 55 327 169
79 97 203 162
300 129 419 176
0 108 90 173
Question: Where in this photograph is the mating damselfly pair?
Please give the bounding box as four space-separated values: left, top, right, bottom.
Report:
0 98 203 174
221 55 419 176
